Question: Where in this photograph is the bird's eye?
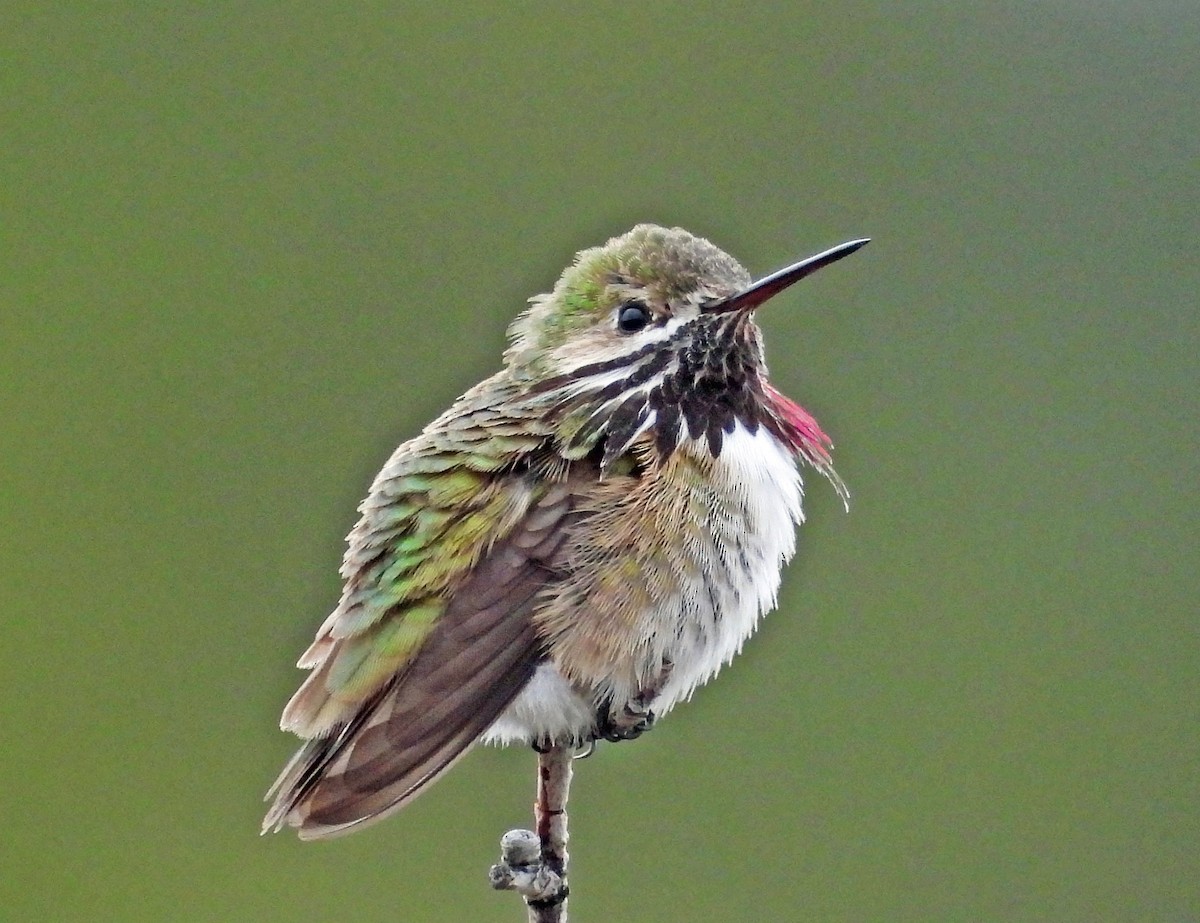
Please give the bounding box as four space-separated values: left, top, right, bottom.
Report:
616 302 651 333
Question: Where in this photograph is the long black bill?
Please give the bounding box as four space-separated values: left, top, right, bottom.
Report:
708 237 870 314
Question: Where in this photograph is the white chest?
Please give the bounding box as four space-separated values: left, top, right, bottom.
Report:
652 423 805 711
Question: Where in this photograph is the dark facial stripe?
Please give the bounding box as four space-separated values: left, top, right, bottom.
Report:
528 339 664 396
533 313 772 468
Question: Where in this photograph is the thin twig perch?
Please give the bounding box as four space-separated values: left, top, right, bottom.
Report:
490 745 573 921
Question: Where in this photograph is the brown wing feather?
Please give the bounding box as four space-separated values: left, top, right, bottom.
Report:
263 484 575 840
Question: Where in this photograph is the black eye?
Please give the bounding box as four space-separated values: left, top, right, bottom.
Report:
616 302 651 333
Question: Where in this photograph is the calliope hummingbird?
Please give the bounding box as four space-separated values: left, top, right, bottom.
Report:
264 224 868 839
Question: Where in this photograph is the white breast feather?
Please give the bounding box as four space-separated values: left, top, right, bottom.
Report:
653 422 804 711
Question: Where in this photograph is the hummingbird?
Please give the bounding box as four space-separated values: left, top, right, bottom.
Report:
263 224 868 839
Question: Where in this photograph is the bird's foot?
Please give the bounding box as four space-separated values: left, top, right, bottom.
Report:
596 698 657 743
594 660 673 743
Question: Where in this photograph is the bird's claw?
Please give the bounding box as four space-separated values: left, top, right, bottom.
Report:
595 667 671 742
596 700 657 742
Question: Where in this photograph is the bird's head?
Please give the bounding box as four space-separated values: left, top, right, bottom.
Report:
506 224 866 491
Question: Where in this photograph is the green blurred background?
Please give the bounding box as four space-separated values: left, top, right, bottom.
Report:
4 4 1197 921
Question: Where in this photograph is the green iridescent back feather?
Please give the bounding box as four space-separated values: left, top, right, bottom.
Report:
280 376 563 737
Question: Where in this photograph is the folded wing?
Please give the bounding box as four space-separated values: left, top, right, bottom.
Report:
263 388 580 837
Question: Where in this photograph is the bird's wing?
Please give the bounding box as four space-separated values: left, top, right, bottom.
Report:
263 382 576 839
